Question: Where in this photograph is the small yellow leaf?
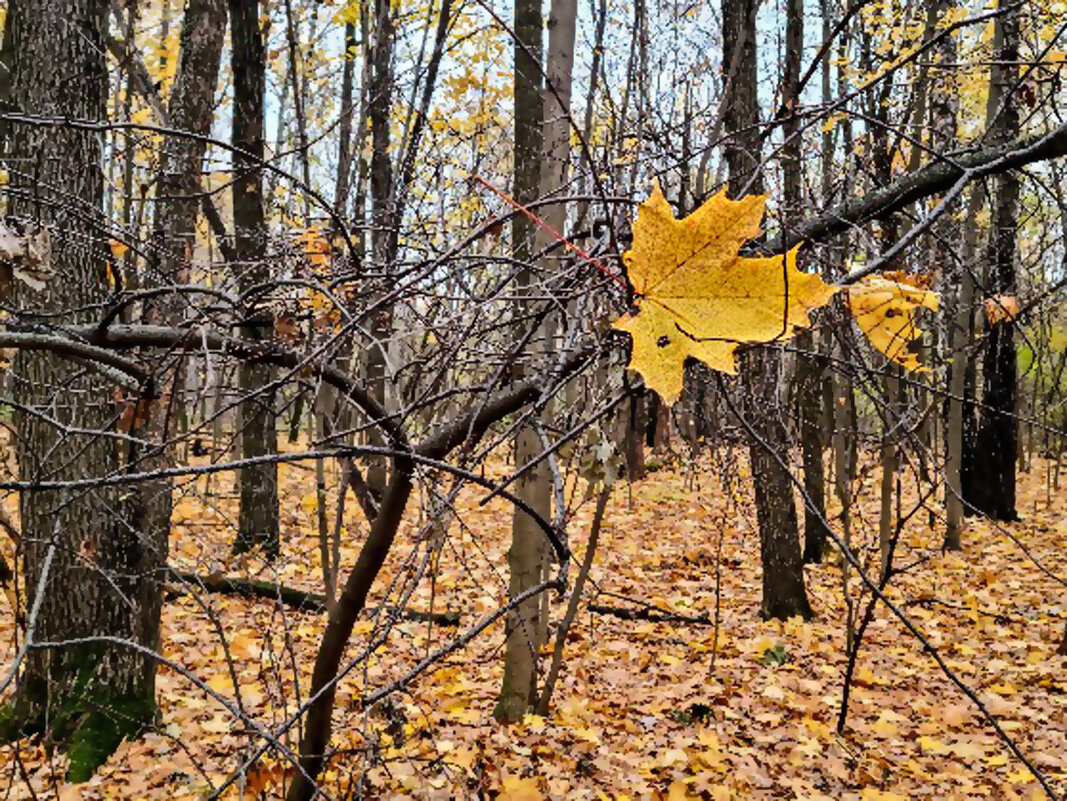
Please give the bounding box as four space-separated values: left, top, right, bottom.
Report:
660 748 689 767
1007 768 1035 784
668 779 693 801
872 713 899 738
918 735 948 754
983 293 1019 324
206 672 232 694
109 239 129 260
847 271 938 370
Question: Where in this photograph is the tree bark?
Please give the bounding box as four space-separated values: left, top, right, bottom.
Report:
494 0 555 724
782 0 829 564
945 187 983 548
230 0 281 559
141 0 227 641
724 0 812 620
334 21 358 215
2 0 160 780
972 8 1021 521
363 0 395 499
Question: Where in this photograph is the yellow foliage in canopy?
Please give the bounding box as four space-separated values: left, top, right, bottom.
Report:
611 183 839 403
847 272 939 371
297 226 331 270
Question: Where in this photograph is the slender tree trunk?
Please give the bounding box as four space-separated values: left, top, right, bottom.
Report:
972 9 1021 521
833 332 855 651
879 370 900 576
0 0 15 589
231 0 280 559
724 0 812 620
743 351 813 620
334 21 358 215
494 0 559 723
143 0 226 624
364 0 395 499
622 391 646 484
781 0 829 564
537 488 609 715
2 0 160 780
945 187 983 548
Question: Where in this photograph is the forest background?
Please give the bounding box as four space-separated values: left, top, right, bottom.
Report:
0 0 1065 798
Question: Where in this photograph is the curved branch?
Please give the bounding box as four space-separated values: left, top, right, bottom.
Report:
63 323 406 447
770 120 1067 254
0 332 148 388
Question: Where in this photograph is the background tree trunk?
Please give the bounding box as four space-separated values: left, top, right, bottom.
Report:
782 0 829 565
2 0 161 780
723 0 812 621
972 8 1021 521
494 0 557 724
364 0 395 499
230 0 280 559
142 0 227 621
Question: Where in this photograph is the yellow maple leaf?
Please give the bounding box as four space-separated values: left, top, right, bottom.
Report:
612 183 838 403
500 775 543 801
847 272 938 371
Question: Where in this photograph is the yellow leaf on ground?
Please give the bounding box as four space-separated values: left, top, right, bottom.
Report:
1007 768 1035 784
612 183 839 403
918 735 949 754
500 775 543 801
668 779 694 801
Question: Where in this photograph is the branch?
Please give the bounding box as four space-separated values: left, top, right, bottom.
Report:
770 121 1067 253
63 323 404 446
0 331 148 389
417 345 599 459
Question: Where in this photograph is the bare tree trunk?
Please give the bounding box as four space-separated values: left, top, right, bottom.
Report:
334 21 358 214
142 0 226 624
0 0 17 590
945 187 982 548
230 0 280 560
973 8 1021 521
1 0 160 780
537 488 609 715
879 370 900 576
781 0 829 565
724 0 812 620
364 0 395 499
833 336 855 651
622 391 647 485
496 0 576 723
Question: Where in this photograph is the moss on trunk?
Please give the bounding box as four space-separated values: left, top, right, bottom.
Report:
62 691 155 783
0 644 156 782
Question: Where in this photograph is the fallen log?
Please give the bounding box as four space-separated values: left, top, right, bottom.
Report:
588 602 712 626
169 571 460 625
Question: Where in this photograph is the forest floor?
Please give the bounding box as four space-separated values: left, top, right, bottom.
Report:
0 443 1065 800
